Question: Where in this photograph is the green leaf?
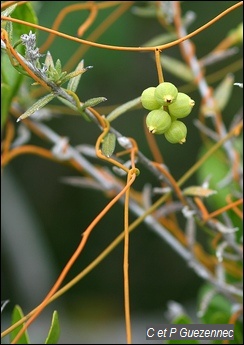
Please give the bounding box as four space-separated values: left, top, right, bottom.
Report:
214 74 234 111
80 97 107 110
197 284 232 325
45 310 60 344
67 60 85 92
45 51 55 69
143 32 177 47
1 53 25 127
65 61 91 90
17 93 55 122
1 4 18 17
196 143 242 239
160 55 194 82
10 305 30 344
106 97 141 122
197 145 241 208
101 133 116 157
11 2 38 53
1 83 12 128
171 314 193 325
183 186 217 198
1 2 38 128
167 317 200 344
55 59 62 75
131 4 157 18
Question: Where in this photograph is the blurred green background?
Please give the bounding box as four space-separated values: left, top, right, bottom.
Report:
1 1 242 343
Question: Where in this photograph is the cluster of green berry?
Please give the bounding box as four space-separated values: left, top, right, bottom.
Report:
141 82 195 144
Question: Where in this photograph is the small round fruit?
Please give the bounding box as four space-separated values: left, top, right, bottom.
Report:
154 82 178 106
146 109 172 134
168 92 195 118
164 120 187 144
141 87 162 110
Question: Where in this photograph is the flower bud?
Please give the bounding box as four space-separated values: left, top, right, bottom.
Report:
154 82 178 106
164 120 187 144
168 92 195 118
146 109 172 134
141 87 162 110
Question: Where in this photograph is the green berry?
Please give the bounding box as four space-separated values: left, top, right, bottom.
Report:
141 87 162 110
154 82 178 106
146 109 172 134
168 92 195 118
164 120 187 144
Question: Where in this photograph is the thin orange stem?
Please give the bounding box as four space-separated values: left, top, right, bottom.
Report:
194 197 209 221
143 118 164 164
77 3 98 37
123 170 136 345
1 120 15 156
1 1 27 10
204 198 243 222
153 162 187 206
40 1 124 52
1 29 51 91
63 1 134 71
155 48 164 84
11 168 137 344
226 195 243 219
92 108 131 174
1 145 57 167
2 2 242 53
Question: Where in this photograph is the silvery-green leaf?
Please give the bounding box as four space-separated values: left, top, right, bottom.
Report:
44 51 54 69
101 133 116 157
143 32 177 47
67 60 86 92
17 93 55 122
1 4 17 17
214 74 234 111
183 186 217 198
67 60 84 92
61 67 88 87
80 97 107 109
106 97 141 122
57 95 91 121
160 55 194 82
131 5 157 17
55 59 62 74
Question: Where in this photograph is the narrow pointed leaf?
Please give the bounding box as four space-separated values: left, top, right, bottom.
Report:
143 32 177 47
10 305 30 344
55 59 62 74
101 133 116 157
1 4 18 17
61 69 86 86
17 94 55 122
214 74 234 111
45 51 54 69
67 61 92 92
80 97 107 110
131 5 157 17
44 310 60 344
57 94 91 121
183 186 217 198
67 60 84 91
106 97 141 122
160 55 194 82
